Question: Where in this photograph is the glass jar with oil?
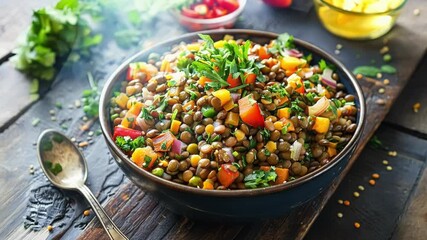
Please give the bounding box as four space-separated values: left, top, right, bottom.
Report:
314 0 407 40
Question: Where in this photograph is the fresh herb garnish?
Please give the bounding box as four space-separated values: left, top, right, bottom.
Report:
140 108 153 120
115 136 146 152
82 72 100 118
244 167 277 188
269 33 295 56
142 155 152 168
353 66 381 77
45 161 63 176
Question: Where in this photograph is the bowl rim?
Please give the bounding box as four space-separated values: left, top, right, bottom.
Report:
317 0 407 16
176 0 247 24
99 29 366 197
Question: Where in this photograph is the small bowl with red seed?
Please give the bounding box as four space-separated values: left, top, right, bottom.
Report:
177 0 246 31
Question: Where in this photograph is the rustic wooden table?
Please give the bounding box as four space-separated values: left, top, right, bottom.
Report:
0 0 426 239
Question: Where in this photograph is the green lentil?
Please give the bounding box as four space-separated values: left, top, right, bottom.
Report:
337 199 343 204
358 185 365 191
353 192 360 198
337 212 343 218
386 166 393 171
382 160 389 165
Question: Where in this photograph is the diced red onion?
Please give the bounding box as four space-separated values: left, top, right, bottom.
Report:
223 147 235 162
171 139 187 154
231 93 241 102
308 96 330 116
290 141 303 161
287 49 303 58
136 117 150 131
321 68 336 89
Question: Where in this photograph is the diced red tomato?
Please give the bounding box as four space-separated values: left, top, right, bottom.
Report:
262 0 293 8
227 74 241 88
238 94 265 128
218 0 240 12
258 46 271 60
217 164 240 188
113 126 142 141
213 7 228 17
244 73 257 84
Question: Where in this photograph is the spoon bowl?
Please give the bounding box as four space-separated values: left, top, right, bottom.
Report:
37 129 128 240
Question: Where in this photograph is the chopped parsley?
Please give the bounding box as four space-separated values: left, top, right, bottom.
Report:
269 33 295 56
115 136 146 152
244 167 277 188
45 161 63 176
142 155 152 168
140 108 153 120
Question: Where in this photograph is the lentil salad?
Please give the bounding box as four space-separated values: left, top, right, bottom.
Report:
109 33 359 190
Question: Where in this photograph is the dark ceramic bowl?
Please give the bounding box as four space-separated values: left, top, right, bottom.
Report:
99 29 366 221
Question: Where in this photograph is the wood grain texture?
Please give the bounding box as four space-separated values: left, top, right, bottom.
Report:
306 125 427 240
0 0 426 240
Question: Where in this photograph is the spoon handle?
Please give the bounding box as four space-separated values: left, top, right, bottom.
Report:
78 185 128 240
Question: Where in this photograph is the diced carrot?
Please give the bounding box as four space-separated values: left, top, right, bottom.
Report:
127 102 143 115
312 116 330 133
212 89 231 106
227 74 241 88
170 120 182 135
198 76 212 87
182 100 195 112
258 46 271 60
277 107 291 119
244 73 257 84
274 167 289 185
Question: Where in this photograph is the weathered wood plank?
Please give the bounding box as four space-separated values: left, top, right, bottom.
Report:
385 54 427 135
0 1 426 240
0 0 56 59
306 125 427 240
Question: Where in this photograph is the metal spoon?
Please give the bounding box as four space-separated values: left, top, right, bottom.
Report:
37 129 128 240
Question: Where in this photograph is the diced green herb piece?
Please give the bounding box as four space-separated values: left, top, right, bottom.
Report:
115 136 146 152
45 161 63 176
244 167 277 188
201 107 217 118
52 134 64 143
353 66 381 77
383 54 392 62
380 65 397 74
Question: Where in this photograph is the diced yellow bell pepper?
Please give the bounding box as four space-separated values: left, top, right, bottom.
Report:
212 89 232 106
312 117 330 133
277 107 291 119
115 93 129 109
234 129 246 141
225 112 239 127
265 141 277 153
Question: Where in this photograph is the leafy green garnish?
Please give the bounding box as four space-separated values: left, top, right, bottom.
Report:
380 65 397 74
82 72 99 118
115 136 146 152
244 167 277 188
269 33 295 55
11 0 102 81
368 135 384 149
45 161 63 176
319 59 335 71
353 66 381 77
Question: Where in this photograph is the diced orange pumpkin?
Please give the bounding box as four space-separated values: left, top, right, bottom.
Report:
131 146 158 170
217 164 239 188
327 146 337 157
276 96 289 106
115 93 129 109
312 116 330 133
121 113 137 128
212 89 231 106
170 120 182 135
127 102 143 115
277 107 291 119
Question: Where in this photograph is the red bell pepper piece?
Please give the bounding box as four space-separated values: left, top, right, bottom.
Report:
244 73 257 84
113 126 142 141
238 94 265 128
217 164 240 188
218 0 239 13
258 46 271 60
